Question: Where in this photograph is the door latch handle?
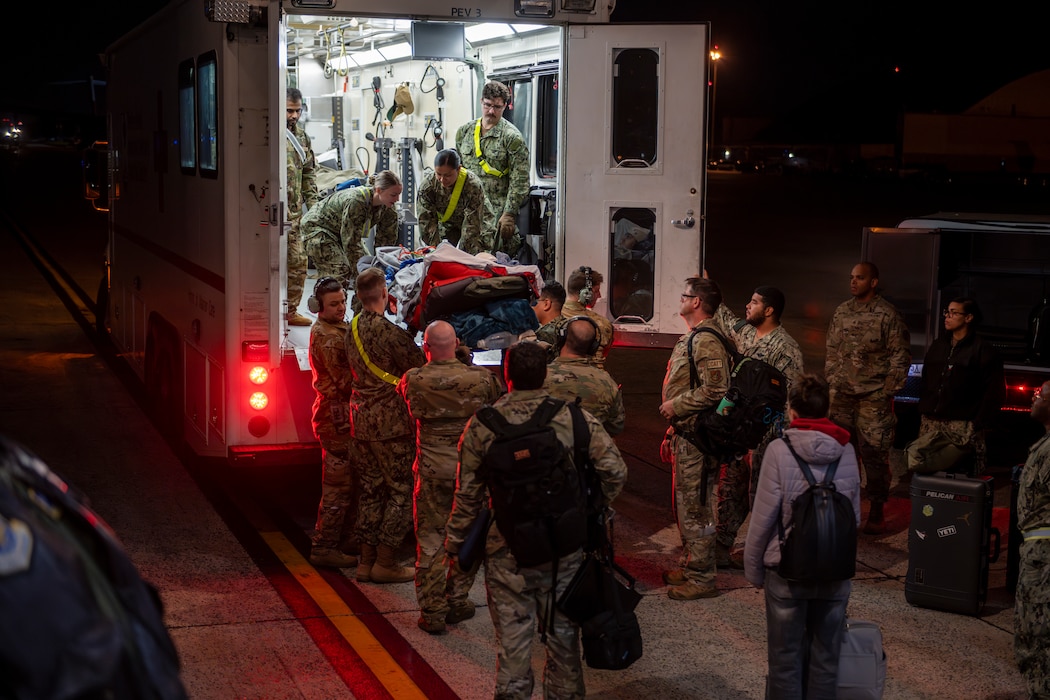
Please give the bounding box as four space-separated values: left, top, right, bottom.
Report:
671 210 696 229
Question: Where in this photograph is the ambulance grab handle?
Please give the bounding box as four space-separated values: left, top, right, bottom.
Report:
671 210 695 229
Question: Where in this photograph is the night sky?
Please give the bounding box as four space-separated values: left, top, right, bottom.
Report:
5 1 1047 143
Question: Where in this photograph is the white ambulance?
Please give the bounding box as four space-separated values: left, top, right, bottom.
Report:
86 0 710 461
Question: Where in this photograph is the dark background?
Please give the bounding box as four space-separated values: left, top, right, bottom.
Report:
5 2 1048 144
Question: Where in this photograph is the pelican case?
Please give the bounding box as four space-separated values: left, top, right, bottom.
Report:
906 472 1001 616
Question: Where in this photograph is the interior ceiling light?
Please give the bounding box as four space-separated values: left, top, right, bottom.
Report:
465 23 514 43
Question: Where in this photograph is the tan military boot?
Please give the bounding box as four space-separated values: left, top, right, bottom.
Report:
356 543 377 582
662 568 688 586
417 615 447 635
369 543 415 583
309 547 358 569
445 601 476 624
667 581 720 600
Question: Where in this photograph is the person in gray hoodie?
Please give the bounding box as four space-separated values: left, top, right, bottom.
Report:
744 374 862 700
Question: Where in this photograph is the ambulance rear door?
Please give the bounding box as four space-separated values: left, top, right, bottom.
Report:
563 22 709 346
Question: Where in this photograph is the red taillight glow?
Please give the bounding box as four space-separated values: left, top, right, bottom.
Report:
248 366 269 384
249 392 269 410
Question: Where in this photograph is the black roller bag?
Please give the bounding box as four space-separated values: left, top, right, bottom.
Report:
906 472 1001 616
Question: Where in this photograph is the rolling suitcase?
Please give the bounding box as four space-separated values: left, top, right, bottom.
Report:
906 472 1001 616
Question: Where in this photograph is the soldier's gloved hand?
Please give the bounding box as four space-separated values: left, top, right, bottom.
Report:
498 213 516 240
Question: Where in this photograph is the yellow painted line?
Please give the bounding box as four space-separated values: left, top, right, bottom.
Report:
260 530 428 700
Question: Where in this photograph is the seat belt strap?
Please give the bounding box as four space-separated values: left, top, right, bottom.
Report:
474 120 505 177
439 168 467 222
286 128 306 162
1024 527 1050 541
351 314 399 385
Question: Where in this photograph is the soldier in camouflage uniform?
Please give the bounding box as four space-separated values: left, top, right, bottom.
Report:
455 81 530 256
531 281 568 363
658 277 732 600
285 89 318 326
344 268 425 584
544 317 625 436
563 267 614 370
446 341 627 700
916 297 1004 476
398 320 503 634
713 286 804 567
307 277 364 569
825 262 911 535
301 170 402 289
1015 380 1050 699
416 149 488 254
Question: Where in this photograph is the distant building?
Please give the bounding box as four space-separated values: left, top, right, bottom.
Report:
901 69 1050 176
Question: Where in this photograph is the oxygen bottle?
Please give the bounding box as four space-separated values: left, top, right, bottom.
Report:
476 330 517 350
1027 298 1050 362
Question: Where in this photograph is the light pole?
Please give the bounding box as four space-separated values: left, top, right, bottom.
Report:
709 46 722 155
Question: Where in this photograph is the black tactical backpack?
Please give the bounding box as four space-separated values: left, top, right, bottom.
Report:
0 436 187 699
476 397 587 568
685 326 788 459
776 436 858 583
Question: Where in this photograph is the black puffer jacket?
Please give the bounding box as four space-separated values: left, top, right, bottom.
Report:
918 331 1004 429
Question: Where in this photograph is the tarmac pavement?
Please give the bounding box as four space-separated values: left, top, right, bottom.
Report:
0 149 1033 698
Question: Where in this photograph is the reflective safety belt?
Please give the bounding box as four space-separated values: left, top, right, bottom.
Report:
1023 527 1050 541
286 128 306 162
439 168 467 222
351 314 399 385
473 120 505 177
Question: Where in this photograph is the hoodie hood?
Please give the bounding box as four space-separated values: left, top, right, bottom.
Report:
789 417 850 444
781 425 849 466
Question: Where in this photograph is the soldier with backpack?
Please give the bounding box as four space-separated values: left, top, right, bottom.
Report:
713 285 804 568
446 341 627 699
743 374 861 699
658 277 732 600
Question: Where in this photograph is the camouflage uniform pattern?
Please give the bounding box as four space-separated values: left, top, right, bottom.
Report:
344 310 425 548
544 356 625 436
825 294 911 503
398 359 503 624
416 168 489 254
308 316 361 549
917 415 987 476
1015 431 1050 699
413 478 478 624
355 438 416 548
663 318 732 583
287 124 318 313
446 388 627 699
455 118 530 255
713 303 805 549
561 300 614 370
534 316 569 363
300 187 399 286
